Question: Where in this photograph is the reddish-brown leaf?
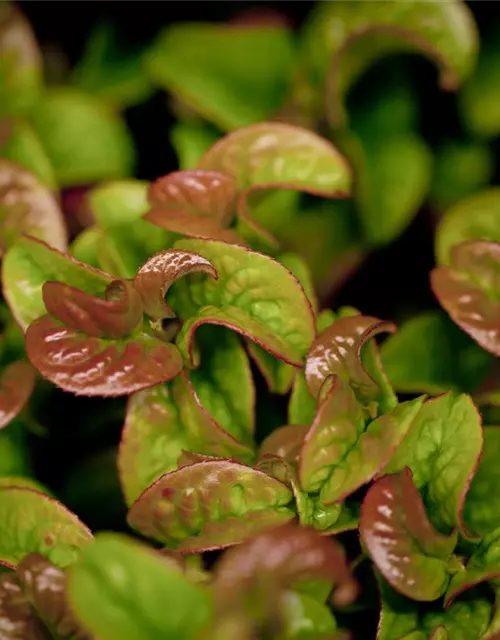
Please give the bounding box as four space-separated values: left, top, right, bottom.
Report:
0 361 35 430
258 425 308 465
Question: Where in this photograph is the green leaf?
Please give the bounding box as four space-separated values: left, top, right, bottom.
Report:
435 189 500 266
384 393 483 535
380 311 494 396
0 487 92 568
0 159 67 257
145 23 294 130
280 590 337 638
464 427 500 537
431 240 500 356
170 122 221 171
2 235 111 329
29 88 135 187
170 238 315 367
0 476 50 494
71 21 153 109
355 133 432 247
68 533 212 640
0 3 42 117
0 119 56 187
302 0 478 128
190 326 254 444
88 180 150 228
430 140 494 211
299 380 424 504
361 470 457 601
127 460 295 551
70 226 101 269
445 527 500 606
0 418 31 476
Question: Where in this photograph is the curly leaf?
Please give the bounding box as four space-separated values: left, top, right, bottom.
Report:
29 88 134 187
68 533 211 640
360 469 457 601
380 311 494 396
88 179 149 228
127 460 295 551
0 570 52 640
145 23 294 130
435 189 500 266
431 240 500 356
384 393 483 535
464 427 500 537
26 315 183 397
302 0 478 128
212 523 357 607
0 487 92 568
0 361 35 430
134 248 217 322
0 3 41 117
299 379 424 503
170 238 315 367
0 160 67 256
2 236 111 329
198 122 352 246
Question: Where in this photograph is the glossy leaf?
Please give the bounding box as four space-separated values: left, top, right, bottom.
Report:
380 311 494 396
360 469 457 601
135 248 217 322
198 122 352 245
212 523 357 607
68 533 212 640
127 460 295 551
464 427 500 537
302 0 478 128
431 240 500 356
0 159 67 256
384 393 483 535
280 590 338 639
0 361 35 430
29 88 134 187
145 23 294 130
170 122 220 171
0 487 92 568
2 235 111 329
259 425 308 466
26 315 184 397
71 21 153 109
0 570 51 640
299 380 424 503
170 238 315 367
88 180 150 228
0 3 41 117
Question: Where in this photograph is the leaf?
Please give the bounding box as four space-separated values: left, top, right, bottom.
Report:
299 379 424 504
384 393 483 535
0 3 41 117
88 180 150 228
71 21 153 109
145 23 294 130
189 326 254 444
25 315 183 397
435 189 500 266
29 88 134 187
70 227 101 271
280 590 338 639
212 523 357 607
302 0 478 128
360 469 457 601
0 159 67 256
0 418 31 476
259 425 308 466
0 570 51 640
198 122 352 246
67 533 212 640
0 119 56 187
127 460 295 551
170 238 315 367
380 311 494 396
0 361 35 430
430 140 494 211
2 235 111 329
464 427 500 537
445 528 500 606
0 487 93 568
431 240 500 356
305 314 396 410
134 248 217 321
170 122 221 171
